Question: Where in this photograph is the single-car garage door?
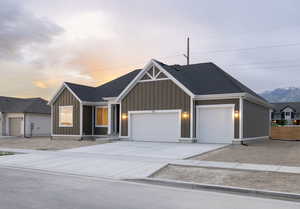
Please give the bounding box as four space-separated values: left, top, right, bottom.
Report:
130 111 180 142
9 118 22 136
196 105 234 143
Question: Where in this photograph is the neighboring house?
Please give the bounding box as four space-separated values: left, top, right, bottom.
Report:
271 102 300 125
49 59 272 144
0 97 51 137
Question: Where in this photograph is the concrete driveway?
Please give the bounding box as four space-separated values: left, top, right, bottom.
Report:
62 141 225 160
0 141 226 179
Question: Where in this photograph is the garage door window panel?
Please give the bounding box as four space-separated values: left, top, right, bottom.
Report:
59 106 73 127
96 107 108 127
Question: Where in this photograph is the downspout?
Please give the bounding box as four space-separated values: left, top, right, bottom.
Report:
24 113 27 138
239 97 247 146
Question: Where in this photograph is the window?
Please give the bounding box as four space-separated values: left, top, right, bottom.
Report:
59 106 73 127
286 112 290 116
96 107 108 127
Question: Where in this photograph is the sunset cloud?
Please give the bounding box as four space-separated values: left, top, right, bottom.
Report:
1 0 300 100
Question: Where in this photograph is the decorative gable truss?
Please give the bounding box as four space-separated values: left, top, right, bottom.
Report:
139 65 168 82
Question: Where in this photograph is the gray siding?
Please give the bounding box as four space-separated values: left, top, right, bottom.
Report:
52 88 80 135
121 80 191 137
194 99 240 139
243 100 270 138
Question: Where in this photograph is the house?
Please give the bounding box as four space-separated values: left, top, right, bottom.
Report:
0 97 51 137
49 59 272 143
271 102 300 125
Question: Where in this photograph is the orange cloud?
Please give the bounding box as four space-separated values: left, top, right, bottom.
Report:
33 81 48 89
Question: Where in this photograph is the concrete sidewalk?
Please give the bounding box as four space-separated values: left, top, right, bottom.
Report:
171 159 300 174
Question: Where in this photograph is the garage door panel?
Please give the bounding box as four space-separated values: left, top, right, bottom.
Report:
196 106 234 143
9 118 22 136
130 112 180 142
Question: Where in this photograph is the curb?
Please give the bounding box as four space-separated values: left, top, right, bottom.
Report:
128 177 300 202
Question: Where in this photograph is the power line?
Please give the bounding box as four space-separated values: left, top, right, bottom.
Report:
191 42 300 55
93 41 300 72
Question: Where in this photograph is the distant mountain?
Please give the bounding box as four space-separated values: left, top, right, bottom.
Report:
260 87 300 103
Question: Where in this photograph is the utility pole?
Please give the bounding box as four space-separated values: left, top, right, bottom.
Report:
183 37 190 65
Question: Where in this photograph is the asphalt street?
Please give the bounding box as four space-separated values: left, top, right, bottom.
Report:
0 166 299 209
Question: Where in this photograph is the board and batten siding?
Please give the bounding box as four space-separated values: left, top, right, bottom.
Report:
121 80 191 137
53 88 80 135
243 99 270 138
194 99 240 139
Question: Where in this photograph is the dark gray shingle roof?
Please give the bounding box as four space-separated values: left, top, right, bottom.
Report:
271 102 300 112
64 60 265 102
65 69 141 102
0 97 50 114
157 61 267 101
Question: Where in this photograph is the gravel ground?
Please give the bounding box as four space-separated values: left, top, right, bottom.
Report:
0 137 110 150
193 139 300 166
152 165 300 194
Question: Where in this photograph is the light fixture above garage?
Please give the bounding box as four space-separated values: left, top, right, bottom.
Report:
182 112 189 119
234 110 239 119
121 113 128 120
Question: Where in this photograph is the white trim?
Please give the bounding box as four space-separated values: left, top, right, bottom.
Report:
108 104 111 134
49 83 82 105
190 97 193 139
138 78 169 83
80 104 83 136
239 97 243 139
196 104 235 109
116 59 195 102
95 106 109 128
116 60 154 102
194 93 245 100
243 93 273 108
119 104 122 137
58 106 73 128
127 109 182 141
194 92 272 109
50 104 53 136
195 104 235 143
82 101 107 105
153 60 194 97
233 136 269 142
102 97 117 101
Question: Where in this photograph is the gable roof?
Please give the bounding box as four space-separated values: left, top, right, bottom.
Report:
272 102 300 112
156 61 267 102
52 59 267 104
0 97 50 114
64 69 141 102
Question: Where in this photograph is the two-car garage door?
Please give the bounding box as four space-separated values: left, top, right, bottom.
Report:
130 111 180 142
128 105 235 143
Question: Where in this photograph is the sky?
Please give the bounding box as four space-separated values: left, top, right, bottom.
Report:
1 0 300 100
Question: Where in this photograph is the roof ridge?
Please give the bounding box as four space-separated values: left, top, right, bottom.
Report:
65 82 95 89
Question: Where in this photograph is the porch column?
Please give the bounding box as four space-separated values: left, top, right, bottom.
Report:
108 103 112 135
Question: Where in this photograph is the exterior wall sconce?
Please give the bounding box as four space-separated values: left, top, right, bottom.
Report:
182 112 189 119
121 113 128 120
234 110 239 119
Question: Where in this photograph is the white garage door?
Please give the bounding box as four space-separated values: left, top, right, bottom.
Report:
9 118 23 136
130 111 180 142
196 105 234 143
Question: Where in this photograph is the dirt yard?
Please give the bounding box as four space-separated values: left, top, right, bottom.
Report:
152 165 300 194
193 139 300 167
0 137 110 150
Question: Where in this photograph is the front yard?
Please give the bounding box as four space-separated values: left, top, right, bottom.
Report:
152 139 300 194
152 165 300 194
192 139 300 167
0 137 110 150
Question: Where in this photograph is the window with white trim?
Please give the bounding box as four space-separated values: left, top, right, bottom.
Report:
59 106 73 127
96 107 108 127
